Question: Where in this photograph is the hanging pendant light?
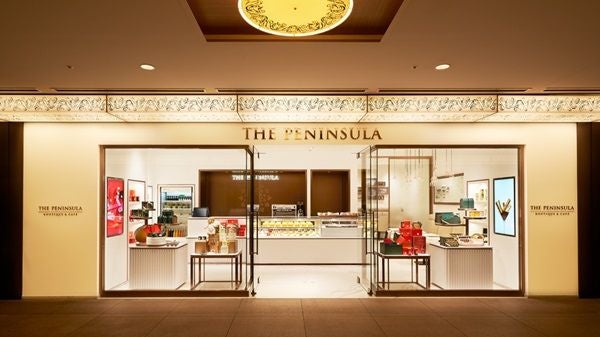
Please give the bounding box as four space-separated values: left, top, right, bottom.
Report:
238 0 354 37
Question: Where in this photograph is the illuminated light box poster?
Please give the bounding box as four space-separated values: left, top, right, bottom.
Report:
493 176 516 237
106 177 125 237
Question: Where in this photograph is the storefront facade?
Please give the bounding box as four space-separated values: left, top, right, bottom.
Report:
1 94 598 298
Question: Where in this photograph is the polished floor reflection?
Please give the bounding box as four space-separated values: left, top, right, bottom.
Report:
0 297 599 337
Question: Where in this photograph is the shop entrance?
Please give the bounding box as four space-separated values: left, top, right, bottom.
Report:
100 144 524 297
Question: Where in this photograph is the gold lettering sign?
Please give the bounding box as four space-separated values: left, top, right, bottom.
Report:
243 127 382 141
529 205 575 217
38 205 84 217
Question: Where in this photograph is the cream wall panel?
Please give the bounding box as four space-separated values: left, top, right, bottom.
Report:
23 122 577 296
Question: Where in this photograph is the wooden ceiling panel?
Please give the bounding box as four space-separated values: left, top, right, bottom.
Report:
186 0 405 41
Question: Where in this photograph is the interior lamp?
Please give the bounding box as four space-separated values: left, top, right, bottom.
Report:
238 0 353 37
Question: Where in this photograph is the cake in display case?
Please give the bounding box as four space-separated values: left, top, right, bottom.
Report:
259 218 318 237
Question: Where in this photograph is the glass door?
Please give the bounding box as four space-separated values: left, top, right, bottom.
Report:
246 146 257 295
358 146 375 294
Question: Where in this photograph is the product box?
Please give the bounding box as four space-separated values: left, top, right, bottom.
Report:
380 242 403 255
412 236 426 254
195 240 207 254
227 240 238 253
400 227 412 239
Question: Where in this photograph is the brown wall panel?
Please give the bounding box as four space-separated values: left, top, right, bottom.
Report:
0 123 23 299
577 123 600 298
200 170 306 216
311 170 350 216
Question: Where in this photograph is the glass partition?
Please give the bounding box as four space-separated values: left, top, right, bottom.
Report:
102 146 253 296
367 146 521 294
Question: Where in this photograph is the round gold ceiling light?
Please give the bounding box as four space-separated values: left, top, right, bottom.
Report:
238 0 353 37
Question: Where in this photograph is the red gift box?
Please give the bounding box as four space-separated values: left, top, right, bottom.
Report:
413 236 426 254
400 227 412 239
401 220 412 228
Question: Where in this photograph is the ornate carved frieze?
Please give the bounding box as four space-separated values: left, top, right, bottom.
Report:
1 94 600 122
238 95 366 122
0 95 117 122
498 95 600 113
238 95 366 112
361 112 494 123
106 95 240 122
368 95 498 112
480 95 600 122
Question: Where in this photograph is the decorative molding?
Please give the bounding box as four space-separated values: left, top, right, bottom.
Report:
107 95 237 112
361 112 494 123
238 95 366 112
107 95 240 122
0 112 120 122
110 112 241 122
368 95 498 113
0 95 106 112
0 95 117 122
1 94 600 122
239 112 363 122
498 95 600 113
480 113 600 123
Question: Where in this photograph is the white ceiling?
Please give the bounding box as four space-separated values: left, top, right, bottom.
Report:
1 0 600 93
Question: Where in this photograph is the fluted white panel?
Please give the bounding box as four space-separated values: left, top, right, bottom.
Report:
129 244 187 290
429 243 493 289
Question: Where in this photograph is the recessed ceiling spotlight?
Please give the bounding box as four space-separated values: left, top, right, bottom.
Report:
140 64 155 71
435 64 451 70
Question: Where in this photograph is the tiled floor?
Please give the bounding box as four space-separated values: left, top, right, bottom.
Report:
0 297 599 337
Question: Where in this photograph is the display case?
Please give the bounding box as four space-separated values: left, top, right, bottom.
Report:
258 218 318 238
319 216 362 238
159 185 194 224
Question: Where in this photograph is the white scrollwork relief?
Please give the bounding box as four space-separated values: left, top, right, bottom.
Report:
238 95 367 113
498 95 600 112
107 95 237 112
0 95 106 112
368 95 498 113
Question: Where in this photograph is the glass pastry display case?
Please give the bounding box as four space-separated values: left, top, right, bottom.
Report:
320 216 362 238
258 218 318 238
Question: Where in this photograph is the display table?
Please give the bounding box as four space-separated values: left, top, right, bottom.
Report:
375 252 430 289
190 250 243 290
429 242 493 289
129 242 187 290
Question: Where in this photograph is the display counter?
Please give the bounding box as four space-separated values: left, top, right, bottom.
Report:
429 242 493 289
255 216 364 264
185 216 365 264
129 241 187 289
259 216 362 238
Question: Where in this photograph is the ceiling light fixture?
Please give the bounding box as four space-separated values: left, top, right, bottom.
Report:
140 64 155 71
435 64 451 70
238 0 353 37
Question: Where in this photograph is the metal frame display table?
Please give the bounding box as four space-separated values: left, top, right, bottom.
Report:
375 252 431 290
190 250 243 290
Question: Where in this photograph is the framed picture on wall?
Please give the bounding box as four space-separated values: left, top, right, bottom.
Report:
433 173 464 204
106 177 125 237
493 176 516 237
